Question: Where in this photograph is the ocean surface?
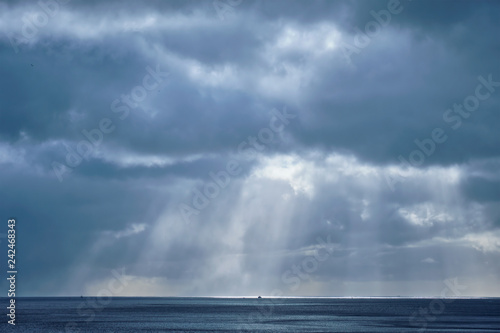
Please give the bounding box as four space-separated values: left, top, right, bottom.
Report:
1 297 499 332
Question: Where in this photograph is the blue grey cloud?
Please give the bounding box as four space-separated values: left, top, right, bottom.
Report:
0 0 499 297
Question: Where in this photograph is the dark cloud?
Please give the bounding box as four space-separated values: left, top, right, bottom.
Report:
0 0 499 297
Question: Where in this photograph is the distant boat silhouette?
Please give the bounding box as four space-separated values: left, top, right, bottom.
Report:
258 296 262 299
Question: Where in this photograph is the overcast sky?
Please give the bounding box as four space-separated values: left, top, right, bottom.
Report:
1 0 499 297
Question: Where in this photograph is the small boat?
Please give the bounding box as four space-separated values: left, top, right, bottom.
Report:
258 296 262 299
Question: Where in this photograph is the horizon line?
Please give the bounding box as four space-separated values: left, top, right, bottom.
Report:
3 295 500 299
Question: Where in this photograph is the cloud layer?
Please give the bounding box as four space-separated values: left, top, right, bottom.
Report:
0 0 499 297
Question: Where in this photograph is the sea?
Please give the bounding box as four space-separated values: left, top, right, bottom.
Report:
1 297 499 332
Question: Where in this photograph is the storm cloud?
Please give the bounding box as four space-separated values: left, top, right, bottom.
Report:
0 0 499 297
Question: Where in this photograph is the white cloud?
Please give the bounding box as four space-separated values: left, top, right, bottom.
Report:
421 257 437 264
96 147 210 168
462 231 500 253
398 203 454 227
103 223 147 239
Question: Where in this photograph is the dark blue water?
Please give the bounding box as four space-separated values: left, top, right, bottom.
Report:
1 297 499 332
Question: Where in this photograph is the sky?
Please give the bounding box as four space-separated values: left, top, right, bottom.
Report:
0 0 499 297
